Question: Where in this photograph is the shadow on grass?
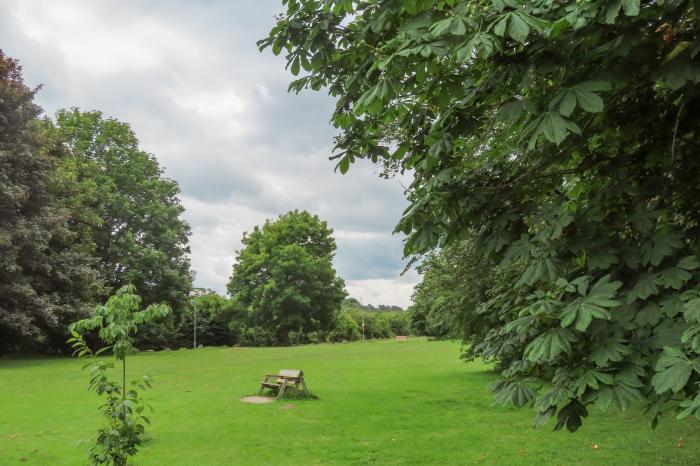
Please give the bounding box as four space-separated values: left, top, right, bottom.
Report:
255 388 320 401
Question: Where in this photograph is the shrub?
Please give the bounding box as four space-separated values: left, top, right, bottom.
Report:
175 294 233 347
387 312 411 336
328 310 361 342
237 326 275 347
287 329 303 346
304 330 325 344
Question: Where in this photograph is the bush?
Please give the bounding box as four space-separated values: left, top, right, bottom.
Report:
133 316 179 350
304 330 325 344
237 326 275 347
328 310 361 342
287 330 303 346
353 311 392 339
174 302 230 348
387 312 411 336
220 294 412 346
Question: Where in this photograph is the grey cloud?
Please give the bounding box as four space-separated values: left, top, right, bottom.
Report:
248 91 338 152
334 234 406 281
171 156 264 203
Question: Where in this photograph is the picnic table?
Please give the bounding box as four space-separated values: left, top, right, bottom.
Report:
258 369 309 400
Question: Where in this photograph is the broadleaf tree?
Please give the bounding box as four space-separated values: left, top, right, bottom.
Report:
261 0 700 429
45 109 193 325
0 51 101 353
227 210 346 343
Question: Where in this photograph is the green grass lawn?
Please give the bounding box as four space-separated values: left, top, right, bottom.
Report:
1 338 699 465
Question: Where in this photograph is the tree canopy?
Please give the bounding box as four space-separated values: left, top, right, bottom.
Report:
262 0 700 429
0 51 101 353
0 52 194 353
227 210 346 342
46 109 193 313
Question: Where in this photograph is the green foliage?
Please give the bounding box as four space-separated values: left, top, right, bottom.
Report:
409 238 525 371
46 109 193 331
342 303 411 340
409 239 513 341
172 291 242 348
262 0 700 430
70 285 171 359
229 297 409 346
0 51 101 354
69 285 170 465
235 325 276 346
651 346 699 394
227 210 346 343
328 309 362 342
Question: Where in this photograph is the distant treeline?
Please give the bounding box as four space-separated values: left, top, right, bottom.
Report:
165 295 410 349
344 297 404 313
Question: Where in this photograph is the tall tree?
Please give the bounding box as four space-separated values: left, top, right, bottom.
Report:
262 0 700 429
0 51 100 353
227 210 346 342
46 109 193 315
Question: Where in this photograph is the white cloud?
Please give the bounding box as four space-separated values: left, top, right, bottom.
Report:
167 86 248 136
334 230 388 241
9 0 200 75
346 270 419 308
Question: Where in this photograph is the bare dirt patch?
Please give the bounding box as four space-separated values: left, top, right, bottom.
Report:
240 396 274 404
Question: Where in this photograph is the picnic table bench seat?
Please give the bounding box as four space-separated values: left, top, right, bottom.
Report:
258 369 309 399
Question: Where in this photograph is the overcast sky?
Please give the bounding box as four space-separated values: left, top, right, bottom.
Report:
0 0 418 307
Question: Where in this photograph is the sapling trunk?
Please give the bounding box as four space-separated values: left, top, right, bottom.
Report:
122 357 126 401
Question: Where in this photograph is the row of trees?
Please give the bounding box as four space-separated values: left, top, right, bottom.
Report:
263 0 700 430
0 51 192 353
183 293 410 348
183 294 411 347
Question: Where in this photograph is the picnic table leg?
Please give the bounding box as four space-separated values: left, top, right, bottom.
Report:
300 378 310 396
257 377 269 396
276 380 288 400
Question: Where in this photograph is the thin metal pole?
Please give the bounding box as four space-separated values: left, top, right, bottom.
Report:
193 301 197 349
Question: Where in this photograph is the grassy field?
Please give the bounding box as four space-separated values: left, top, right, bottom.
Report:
1 338 699 465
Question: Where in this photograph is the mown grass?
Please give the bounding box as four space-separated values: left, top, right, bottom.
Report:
1 338 699 465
